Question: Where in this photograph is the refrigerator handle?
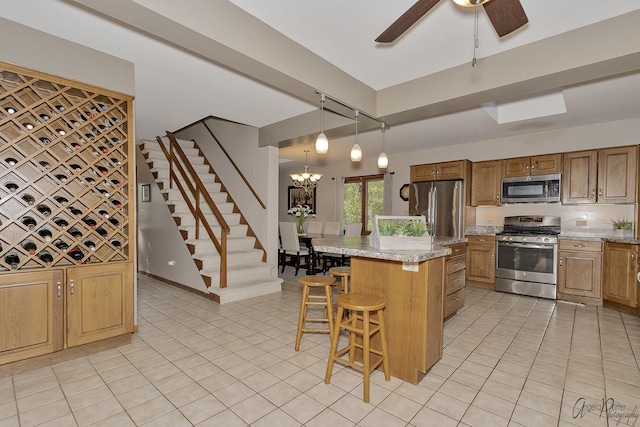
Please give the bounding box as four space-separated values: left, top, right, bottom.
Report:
430 186 437 236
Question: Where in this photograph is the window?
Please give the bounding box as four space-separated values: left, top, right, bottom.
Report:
343 174 384 234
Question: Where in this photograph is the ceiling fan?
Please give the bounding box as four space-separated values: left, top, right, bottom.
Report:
376 0 528 43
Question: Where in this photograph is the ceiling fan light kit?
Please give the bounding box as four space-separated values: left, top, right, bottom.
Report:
452 0 490 7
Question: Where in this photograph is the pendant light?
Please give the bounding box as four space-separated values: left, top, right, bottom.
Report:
350 110 362 162
315 93 329 154
377 121 388 169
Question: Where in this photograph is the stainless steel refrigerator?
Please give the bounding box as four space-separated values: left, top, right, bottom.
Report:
409 180 463 238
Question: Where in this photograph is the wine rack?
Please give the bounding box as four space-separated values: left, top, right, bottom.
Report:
0 62 133 272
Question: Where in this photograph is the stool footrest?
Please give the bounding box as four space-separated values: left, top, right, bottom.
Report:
302 327 331 334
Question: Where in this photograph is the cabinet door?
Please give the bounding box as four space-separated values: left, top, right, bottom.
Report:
562 150 597 204
503 157 530 177
410 164 437 182
67 262 133 347
531 154 562 175
558 250 602 298
0 270 64 364
598 146 637 204
437 161 467 180
466 240 495 283
472 161 502 206
603 243 638 307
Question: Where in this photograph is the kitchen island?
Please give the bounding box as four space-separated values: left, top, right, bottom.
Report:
313 235 460 384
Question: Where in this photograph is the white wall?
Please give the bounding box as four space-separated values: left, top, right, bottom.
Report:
0 17 135 96
135 145 208 291
280 117 640 232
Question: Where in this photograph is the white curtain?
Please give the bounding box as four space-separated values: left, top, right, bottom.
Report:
336 176 345 230
383 171 393 215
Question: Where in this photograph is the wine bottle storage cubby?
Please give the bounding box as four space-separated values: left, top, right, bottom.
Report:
0 62 132 272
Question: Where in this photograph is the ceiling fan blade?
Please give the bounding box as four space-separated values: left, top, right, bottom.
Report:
376 0 442 43
483 0 528 37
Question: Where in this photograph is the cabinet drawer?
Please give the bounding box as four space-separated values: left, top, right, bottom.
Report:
467 235 495 245
445 288 465 318
446 256 466 274
447 243 466 258
446 269 466 295
559 239 602 252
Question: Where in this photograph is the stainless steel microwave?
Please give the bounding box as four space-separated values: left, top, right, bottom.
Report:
501 173 561 204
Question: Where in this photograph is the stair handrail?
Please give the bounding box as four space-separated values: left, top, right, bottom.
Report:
202 120 266 209
155 132 229 288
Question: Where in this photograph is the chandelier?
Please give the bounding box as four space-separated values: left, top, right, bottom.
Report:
289 150 322 193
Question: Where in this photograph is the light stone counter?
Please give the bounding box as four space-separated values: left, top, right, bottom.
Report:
311 235 452 263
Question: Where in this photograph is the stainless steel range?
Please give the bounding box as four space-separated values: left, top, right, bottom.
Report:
495 215 560 299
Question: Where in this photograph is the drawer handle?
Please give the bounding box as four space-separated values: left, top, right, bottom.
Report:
453 298 460 303
453 278 460 282
70 279 74 297
573 243 585 248
57 282 61 299
454 262 460 267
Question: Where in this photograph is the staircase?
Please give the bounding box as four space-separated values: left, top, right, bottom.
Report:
139 136 282 304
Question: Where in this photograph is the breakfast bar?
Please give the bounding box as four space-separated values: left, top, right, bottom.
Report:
313 235 454 384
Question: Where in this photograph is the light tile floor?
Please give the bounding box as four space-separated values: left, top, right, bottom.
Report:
1 272 640 426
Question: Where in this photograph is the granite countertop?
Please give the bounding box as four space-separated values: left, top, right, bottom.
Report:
311 235 452 263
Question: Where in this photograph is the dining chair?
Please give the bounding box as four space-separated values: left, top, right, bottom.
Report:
323 221 341 236
320 221 347 272
306 220 323 234
345 222 363 236
279 221 310 276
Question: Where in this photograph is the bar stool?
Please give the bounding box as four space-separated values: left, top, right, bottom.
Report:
329 266 351 294
325 293 390 403
295 275 336 351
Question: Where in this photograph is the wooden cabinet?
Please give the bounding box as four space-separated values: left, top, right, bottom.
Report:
471 160 502 206
603 242 638 308
67 262 133 347
0 62 134 364
466 235 495 284
598 146 637 204
558 239 602 301
444 243 466 319
562 150 597 204
503 154 562 178
0 270 64 364
563 146 637 204
411 160 470 182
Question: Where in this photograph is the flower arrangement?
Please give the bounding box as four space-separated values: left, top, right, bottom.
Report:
288 204 316 234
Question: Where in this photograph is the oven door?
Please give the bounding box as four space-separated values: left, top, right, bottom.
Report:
495 240 557 285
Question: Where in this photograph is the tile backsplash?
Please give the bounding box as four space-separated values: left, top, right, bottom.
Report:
474 203 635 234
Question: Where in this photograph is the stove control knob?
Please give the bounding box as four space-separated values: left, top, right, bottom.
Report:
543 237 549 243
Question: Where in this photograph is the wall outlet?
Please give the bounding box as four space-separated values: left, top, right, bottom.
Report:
168 260 176 266
575 219 587 226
